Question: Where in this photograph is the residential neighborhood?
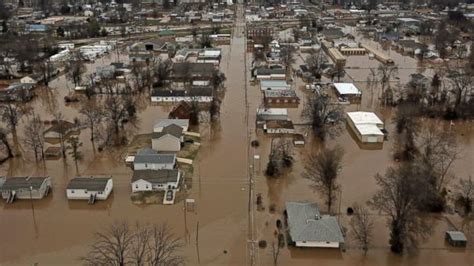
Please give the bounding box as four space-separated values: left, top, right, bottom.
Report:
0 0 473 265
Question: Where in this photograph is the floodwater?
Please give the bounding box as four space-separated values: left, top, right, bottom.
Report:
252 22 474 266
0 7 250 266
0 5 473 266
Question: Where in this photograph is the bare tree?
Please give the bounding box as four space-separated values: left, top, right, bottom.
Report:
67 136 83 172
446 65 473 113
393 104 420 161
280 46 296 77
301 94 344 141
79 99 104 148
456 176 473 215
53 112 68 158
103 95 129 145
65 50 86 87
0 103 28 141
369 163 431 253
306 50 326 80
265 138 294 177
82 221 134 266
0 127 13 160
415 125 457 211
377 64 398 105
350 203 374 255
24 115 46 162
303 146 344 214
147 223 184 266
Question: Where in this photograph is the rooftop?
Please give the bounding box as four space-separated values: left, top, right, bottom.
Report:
152 124 183 139
132 169 180 184
134 148 176 164
0 177 49 191
67 177 111 191
333 83 361 95
286 202 345 243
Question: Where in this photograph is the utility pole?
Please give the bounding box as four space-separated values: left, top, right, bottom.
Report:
196 221 200 264
29 186 37 229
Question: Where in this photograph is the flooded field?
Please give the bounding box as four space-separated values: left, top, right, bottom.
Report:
0 5 473 266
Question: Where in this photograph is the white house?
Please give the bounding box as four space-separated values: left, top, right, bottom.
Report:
153 119 189 133
256 108 289 126
131 169 181 192
0 177 51 203
150 89 213 103
20 76 38 85
133 148 176 170
264 120 295 134
66 177 113 203
152 124 183 152
286 202 345 248
332 83 362 103
260 80 291 91
346 111 384 143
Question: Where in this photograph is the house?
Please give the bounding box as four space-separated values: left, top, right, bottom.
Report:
96 65 116 79
131 169 181 192
260 80 291 91
169 101 193 119
263 90 300 105
151 87 213 103
332 83 362 103
20 75 38 85
0 176 51 203
0 83 34 102
321 28 345 41
66 177 113 203
133 148 176 170
445 231 467 247
44 120 77 140
256 108 288 122
254 67 286 80
197 49 222 65
286 202 345 248
264 120 295 134
44 146 62 159
346 112 385 143
171 63 215 83
152 124 183 152
408 73 431 90
154 119 189 133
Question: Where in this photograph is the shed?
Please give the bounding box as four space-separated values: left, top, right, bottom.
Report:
445 231 467 247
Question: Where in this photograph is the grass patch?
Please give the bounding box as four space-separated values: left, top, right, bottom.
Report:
128 133 152 154
177 143 200 160
130 191 164 205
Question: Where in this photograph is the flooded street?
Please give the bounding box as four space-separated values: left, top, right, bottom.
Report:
0 6 251 266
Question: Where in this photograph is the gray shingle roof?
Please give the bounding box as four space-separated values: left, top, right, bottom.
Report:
67 177 111 191
132 170 180 184
0 177 50 191
286 202 344 243
134 149 176 164
152 124 183 139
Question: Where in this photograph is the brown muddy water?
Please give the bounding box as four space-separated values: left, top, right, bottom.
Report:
1 8 473 266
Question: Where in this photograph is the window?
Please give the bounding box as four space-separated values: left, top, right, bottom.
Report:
85 191 88 194
135 185 138 189
146 185 149 189
71 190 75 193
